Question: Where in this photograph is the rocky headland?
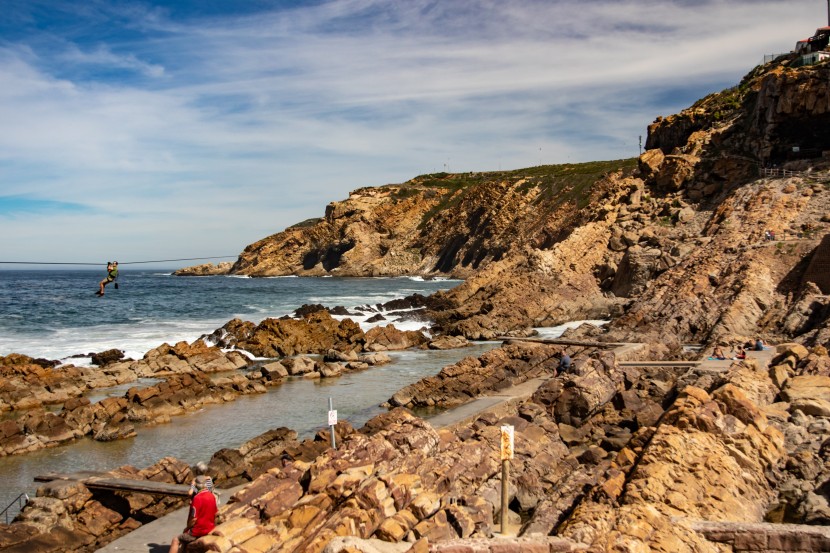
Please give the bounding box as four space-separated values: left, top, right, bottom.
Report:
2 49 830 552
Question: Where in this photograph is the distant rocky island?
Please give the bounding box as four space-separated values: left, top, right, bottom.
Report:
3 36 830 553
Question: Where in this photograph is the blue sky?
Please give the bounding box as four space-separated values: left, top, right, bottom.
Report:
0 0 825 269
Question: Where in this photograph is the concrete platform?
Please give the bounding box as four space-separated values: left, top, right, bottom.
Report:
426 377 548 429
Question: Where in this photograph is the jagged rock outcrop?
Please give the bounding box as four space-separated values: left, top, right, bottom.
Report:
429 59 830 341
180 160 642 282
173 261 233 276
210 311 366 357
388 341 583 409
5 340 830 552
0 354 133 412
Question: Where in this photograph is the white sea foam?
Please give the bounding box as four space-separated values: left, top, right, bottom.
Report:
0 317 233 363
533 320 609 339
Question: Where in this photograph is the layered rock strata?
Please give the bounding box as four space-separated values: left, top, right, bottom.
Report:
3 340 830 552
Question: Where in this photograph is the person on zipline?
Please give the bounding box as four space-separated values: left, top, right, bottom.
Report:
97 261 118 296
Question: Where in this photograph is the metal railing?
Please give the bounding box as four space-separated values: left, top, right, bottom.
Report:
761 167 800 178
0 492 29 525
763 52 792 65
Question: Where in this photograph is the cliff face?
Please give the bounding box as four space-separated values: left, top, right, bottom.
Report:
182 58 830 349
225 161 637 278
428 58 830 344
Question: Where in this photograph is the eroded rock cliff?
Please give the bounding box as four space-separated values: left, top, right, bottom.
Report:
178 59 830 350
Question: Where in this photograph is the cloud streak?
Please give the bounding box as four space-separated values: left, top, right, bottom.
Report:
0 0 824 266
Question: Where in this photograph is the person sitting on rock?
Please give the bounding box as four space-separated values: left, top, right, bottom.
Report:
754 338 769 351
712 345 727 360
732 345 746 360
169 475 217 553
557 353 572 374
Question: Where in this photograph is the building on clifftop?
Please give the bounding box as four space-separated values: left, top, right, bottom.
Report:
794 26 830 66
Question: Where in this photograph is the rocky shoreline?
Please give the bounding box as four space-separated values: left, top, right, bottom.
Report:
1 338 828 552
0 299 461 459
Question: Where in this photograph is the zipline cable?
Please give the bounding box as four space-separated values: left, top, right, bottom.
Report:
0 256 238 266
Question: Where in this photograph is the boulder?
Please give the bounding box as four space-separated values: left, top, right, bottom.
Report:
364 325 428 352
90 349 125 367
427 336 469 350
781 376 830 406
283 357 317 376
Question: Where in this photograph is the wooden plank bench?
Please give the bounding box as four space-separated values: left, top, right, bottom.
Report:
34 472 191 497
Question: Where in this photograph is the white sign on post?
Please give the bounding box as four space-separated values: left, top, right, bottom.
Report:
500 425 514 460
328 410 338 427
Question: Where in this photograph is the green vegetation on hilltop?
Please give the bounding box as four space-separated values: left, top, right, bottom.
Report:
414 158 637 229
288 217 323 229
515 158 638 209
691 76 757 122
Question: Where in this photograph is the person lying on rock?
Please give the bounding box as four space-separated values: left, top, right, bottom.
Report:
169 475 217 553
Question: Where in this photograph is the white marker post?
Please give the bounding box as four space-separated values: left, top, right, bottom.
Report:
328 398 337 450
500 425 514 535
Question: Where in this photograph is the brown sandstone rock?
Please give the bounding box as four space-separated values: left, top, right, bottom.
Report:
173 261 233 276
427 335 469 350
221 312 365 358
374 509 418 542
364 325 428 352
780 373 830 417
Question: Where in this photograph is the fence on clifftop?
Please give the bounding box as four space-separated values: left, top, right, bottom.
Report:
760 167 801 178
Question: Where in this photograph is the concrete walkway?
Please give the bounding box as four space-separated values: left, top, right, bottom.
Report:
426 377 548 429
694 347 776 373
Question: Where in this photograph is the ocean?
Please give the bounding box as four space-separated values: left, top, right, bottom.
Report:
0 270 458 361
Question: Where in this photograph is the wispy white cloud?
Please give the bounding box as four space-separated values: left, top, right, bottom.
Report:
61 43 166 78
0 0 824 266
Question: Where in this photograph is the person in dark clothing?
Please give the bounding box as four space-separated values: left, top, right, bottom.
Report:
558 353 572 374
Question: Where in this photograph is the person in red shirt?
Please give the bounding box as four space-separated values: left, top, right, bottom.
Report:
169 475 218 553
